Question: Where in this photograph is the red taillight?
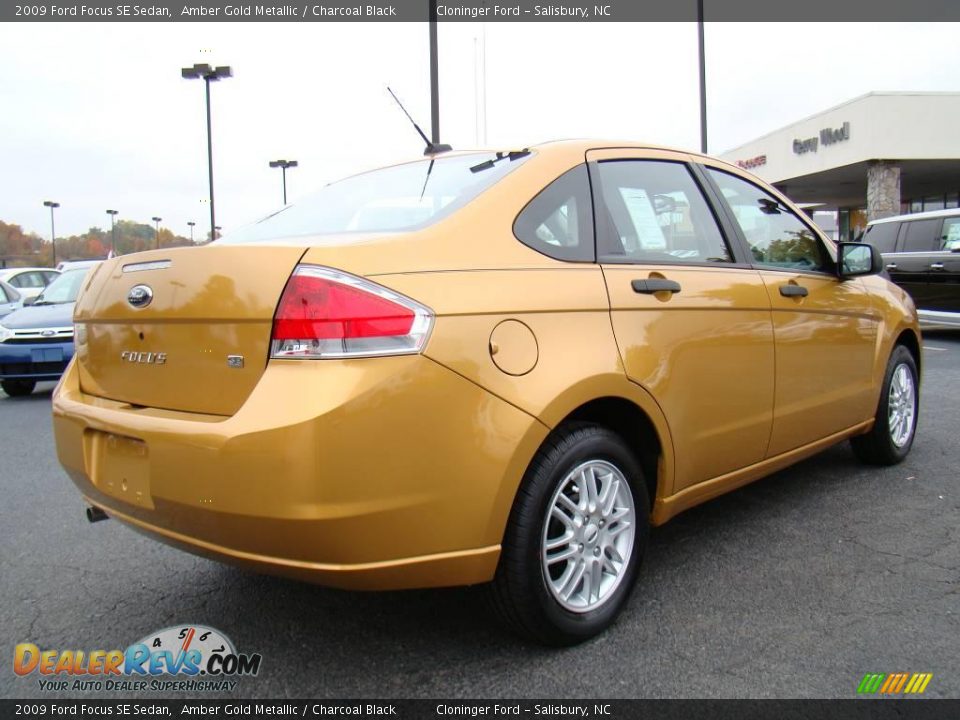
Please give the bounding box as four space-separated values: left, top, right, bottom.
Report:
271 266 433 359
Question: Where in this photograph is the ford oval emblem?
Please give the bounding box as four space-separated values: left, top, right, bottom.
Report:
127 284 153 309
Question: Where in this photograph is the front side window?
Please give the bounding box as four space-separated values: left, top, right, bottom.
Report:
863 221 900 254
941 217 960 251
221 152 531 244
708 169 830 273
513 164 593 262
595 160 731 264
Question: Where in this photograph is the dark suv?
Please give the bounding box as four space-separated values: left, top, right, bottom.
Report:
863 209 960 327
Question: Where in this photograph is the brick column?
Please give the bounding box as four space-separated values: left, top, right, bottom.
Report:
866 161 901 221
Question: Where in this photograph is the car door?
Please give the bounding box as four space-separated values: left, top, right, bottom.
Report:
586 149 775 493
886 218 942 311
703 166 879 457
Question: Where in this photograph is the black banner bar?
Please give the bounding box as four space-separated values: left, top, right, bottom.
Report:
4 0 960 22
2 700 959 719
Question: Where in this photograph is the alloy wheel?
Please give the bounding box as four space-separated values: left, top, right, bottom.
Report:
541 460 636 613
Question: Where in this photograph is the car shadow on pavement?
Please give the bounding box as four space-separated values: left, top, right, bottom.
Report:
178 442 864 666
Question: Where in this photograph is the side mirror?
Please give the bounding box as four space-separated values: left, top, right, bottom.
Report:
23 296 37 306
837 242 882 278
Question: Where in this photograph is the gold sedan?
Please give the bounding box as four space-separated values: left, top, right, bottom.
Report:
53 141 920 645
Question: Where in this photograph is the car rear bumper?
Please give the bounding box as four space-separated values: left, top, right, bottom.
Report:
52 355 547 590
0 341 73 380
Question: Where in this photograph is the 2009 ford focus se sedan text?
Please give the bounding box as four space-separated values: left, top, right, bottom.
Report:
52 141 921 645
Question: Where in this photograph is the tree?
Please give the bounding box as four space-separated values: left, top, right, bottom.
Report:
0 218 197 267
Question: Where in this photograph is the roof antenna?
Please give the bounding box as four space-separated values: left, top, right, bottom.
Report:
387 86 452 156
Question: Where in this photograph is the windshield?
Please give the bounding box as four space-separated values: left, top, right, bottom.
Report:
34 268 91 305
219 152 531 244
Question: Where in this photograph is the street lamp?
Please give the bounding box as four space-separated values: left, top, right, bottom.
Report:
43 200 60 267
187 221 196 244
429 0 440 144
697 0 707 153
268 159 298 205
181 62 232 246
152 216 162 249
106 209 118 255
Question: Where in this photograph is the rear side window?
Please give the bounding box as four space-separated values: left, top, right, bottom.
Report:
863 222 899 253
19 272 47 288
899 219 939 252
942 217 960 250
513 164 594 262
595 160 731 264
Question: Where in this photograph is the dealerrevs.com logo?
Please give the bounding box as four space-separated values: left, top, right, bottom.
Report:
14 625 262 692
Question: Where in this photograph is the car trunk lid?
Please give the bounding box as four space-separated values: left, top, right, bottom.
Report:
73 245 306 416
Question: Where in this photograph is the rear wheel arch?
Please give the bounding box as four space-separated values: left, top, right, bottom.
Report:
502 390 671 534
484 380 674 554
557 397 662 510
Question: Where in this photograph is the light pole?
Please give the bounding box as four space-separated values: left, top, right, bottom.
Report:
187 221 196 244
268 159 298 205
152 216 162 249
429 0 440 144
697 0 707 153
43 200 59 267
181 62 232 245
106 209 118 255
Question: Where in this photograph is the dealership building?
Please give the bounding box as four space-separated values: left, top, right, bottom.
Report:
719 92 960 241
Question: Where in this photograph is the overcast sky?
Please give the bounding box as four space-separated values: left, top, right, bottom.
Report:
1 21 957 239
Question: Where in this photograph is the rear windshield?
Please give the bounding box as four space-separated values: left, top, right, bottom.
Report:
220 152 531 244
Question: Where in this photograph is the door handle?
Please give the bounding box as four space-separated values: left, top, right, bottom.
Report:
885 263 898 270
779 284 809 298
631 278 681 294
930 262 945 270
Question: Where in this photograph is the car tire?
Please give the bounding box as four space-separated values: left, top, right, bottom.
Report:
851 345 919 465
489 423 650 646
1 379 36 397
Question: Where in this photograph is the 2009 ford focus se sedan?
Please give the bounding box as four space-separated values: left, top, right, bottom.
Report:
53 141 920 645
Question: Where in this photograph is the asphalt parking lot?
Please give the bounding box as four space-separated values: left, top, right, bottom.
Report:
2 332 958 700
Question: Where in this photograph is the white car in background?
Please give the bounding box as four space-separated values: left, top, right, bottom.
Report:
0 267 60 302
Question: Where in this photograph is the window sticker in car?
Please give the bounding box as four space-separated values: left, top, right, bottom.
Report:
618 188 667 250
